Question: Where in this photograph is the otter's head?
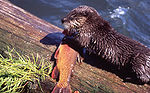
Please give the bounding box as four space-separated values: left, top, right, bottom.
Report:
62 5 100 36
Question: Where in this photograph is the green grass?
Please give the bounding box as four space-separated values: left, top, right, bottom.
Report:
0 48 52 93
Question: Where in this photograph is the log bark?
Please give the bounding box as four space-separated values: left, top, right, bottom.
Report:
0 0 149 93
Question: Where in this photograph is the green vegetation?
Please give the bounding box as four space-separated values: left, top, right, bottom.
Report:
0 48 52 93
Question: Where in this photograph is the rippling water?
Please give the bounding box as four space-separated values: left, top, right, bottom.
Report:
10 0 150 47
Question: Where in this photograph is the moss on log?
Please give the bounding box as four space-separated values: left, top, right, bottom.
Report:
0 0 149 93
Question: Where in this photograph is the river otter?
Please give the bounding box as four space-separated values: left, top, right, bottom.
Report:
61 5 150 84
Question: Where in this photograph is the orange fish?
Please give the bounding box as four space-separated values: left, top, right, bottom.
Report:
51 43 81 93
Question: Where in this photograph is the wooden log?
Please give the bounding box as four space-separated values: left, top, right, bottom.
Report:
0 0 62 92
0 0 63 60
0 0 149 93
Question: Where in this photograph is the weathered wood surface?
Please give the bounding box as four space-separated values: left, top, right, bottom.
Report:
0 0 150 93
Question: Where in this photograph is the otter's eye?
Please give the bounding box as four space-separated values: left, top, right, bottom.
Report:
69 15 76 20
76 17 86 22
76 17 81 21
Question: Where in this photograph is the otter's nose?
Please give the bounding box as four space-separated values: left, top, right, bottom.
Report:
61 17 67 23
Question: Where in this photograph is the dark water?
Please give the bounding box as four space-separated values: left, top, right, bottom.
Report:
10 0 150 47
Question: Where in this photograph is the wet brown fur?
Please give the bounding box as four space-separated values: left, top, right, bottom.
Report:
62 5 150 84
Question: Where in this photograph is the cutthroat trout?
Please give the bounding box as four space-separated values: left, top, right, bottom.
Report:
51 43 81 93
